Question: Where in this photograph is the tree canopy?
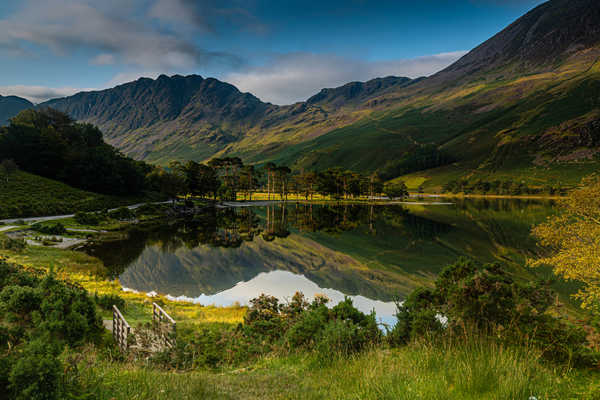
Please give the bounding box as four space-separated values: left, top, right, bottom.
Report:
0 108 150 195
531 176 600 311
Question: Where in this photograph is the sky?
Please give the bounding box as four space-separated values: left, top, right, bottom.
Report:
0 0 546 105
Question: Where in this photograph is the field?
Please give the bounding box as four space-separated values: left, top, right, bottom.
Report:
74 338 599 399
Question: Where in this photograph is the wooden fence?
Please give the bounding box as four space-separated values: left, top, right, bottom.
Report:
152 302 176 348
112 305 131 351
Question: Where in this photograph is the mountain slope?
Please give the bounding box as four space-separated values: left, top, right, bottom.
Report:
39 0 600 187
0 95 33 126
41 74 411 164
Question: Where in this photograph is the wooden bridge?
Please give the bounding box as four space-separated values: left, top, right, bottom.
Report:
111 302 176 353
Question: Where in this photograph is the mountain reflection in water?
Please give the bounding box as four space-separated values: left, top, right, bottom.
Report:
83 200 556 324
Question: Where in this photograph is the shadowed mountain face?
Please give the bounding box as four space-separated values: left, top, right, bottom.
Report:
37 0 600 186
0 95 33 126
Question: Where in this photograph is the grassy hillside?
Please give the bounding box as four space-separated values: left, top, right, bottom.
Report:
245 53 600 188
0 170 142 219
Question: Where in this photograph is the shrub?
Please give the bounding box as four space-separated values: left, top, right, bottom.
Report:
8 339 61 400
0 235 26 252
0 260 102 399
134 203 166 217
108 207 135 221
31 222 66 235
93 293 125 311
74 212 102 226
390 258 600 367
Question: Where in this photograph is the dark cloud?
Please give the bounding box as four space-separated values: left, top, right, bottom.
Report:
148 0 268 34
0 0 244 70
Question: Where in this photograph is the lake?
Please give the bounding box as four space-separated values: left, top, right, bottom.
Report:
83 198 558 327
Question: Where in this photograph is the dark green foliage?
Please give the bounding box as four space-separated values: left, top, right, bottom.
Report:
93 293 125 311
134 203 167 218
383 181 409 199
378 145 455 181
151 292 381 370
8 339 61 400
0 259 102 399
74 211 103 226
0 108 150 195
31 222 66 235
0 235 26 252
390 258 600 367
442 179 567 196
108 207 135 221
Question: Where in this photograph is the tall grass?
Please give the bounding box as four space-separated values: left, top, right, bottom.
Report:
76 336 597 400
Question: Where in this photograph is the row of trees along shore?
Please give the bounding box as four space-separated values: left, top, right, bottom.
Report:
153 157 409 201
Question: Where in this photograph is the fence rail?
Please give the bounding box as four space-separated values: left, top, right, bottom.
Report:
112 305 131 352
153 302 176 348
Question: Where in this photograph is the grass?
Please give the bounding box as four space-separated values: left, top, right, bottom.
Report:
1 245 245 326
0 170 146 219
77 338 599 399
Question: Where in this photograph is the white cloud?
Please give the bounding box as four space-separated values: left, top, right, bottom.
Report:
0 85 94 104
225 51 468 105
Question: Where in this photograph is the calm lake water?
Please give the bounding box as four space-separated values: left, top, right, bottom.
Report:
83 199 558 327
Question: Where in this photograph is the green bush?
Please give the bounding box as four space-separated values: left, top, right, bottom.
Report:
74 211 102 226
108 207 135 221
0 259 102 399
8 339 61 400
134 203 166 217
151 292 382 370
31 222 66 235
0 235 26 252
93 292 125 311
390 258 600 367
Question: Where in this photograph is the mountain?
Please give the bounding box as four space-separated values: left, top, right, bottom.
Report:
41 0 600 188
0 95 33 126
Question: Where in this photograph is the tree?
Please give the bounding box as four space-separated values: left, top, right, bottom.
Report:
0 159 18 183
530 176 600 311
146 168 186 204
383 181 409 199
239 165 258 200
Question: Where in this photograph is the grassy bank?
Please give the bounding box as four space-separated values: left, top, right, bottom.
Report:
0 243 245 326
76 334 598 400
0 170 154 219
1 226 599 399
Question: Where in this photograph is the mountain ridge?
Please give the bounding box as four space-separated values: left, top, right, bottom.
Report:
0 95 33 126
16 0 600 187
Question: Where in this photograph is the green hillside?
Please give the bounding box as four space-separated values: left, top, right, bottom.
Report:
26 0 600 188
0 170 139 219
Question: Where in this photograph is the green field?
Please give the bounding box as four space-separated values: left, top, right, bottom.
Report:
0 171 148 219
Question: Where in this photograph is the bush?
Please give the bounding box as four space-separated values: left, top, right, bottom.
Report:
134 203 166 217
0 260 102 399
390 258 600 367
93 293 125 311
108 207 135 221
151 292 382 370
0 235 26 252
74 212 102 226
31 222 66 235
8 339 61 400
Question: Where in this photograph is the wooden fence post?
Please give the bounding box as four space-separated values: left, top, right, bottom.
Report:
112 305 131 352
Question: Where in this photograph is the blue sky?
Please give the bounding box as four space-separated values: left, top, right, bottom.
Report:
0 0 545 104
